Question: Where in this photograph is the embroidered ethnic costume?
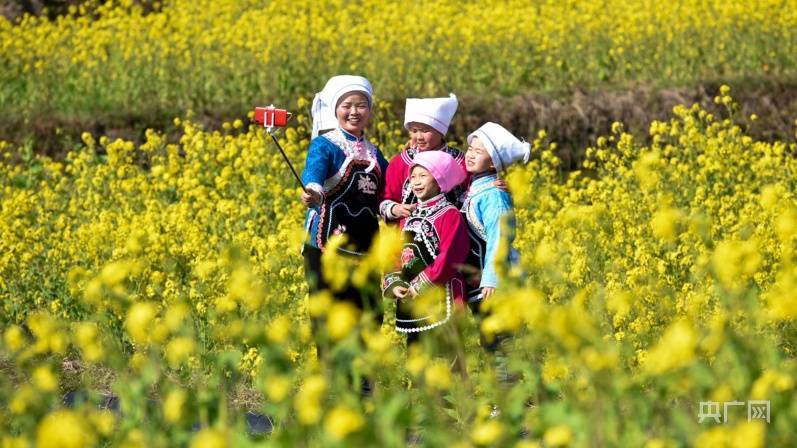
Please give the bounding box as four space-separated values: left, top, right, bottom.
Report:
379 145 470 221
380 93 467 221
460 172 516 303
383 194 469 333
302 127 389 255
460 121 530 303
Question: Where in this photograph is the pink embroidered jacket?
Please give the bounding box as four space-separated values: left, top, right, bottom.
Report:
382 193 469 333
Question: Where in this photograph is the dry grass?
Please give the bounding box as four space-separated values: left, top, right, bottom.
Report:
4 76 796 167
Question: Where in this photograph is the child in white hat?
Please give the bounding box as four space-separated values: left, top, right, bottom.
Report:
461 122 529 305
378 93 470 224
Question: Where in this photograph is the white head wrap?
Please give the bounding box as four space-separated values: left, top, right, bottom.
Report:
404 93 458 136
467 122 531 172
310 94 337 138
311 75 373 138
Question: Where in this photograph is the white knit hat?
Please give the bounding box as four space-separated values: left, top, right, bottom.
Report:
467 122 531 172
404 93 458 136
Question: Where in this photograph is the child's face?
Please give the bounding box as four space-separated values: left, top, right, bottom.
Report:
465 137 495 173
336 92 371 135
410 165 441 200
408 122 444 151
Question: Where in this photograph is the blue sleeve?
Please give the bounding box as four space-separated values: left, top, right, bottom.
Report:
479 190 514 289
376 148 389 174
302 137 333 188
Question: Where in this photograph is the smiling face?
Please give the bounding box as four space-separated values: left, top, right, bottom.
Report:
409 165 441 201
465 136 495 174
407 122 444 151
335 92 370 136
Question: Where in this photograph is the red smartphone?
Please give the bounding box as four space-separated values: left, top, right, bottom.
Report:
253 106 291 128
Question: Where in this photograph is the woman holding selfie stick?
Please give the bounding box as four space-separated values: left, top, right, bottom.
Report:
300 75 389 335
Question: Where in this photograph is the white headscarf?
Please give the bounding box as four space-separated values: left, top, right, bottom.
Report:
310 93 337 138
311 75 374 138
467 122 531 172
404 93 458 136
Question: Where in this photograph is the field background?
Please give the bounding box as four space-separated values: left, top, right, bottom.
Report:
2 1 797 447
2 0 797 159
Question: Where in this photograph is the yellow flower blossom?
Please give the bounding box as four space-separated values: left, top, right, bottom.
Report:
266 315 291 344
324 405 365 440
543 425 573 447
125 302 157 346
643 320 697 375
326 302 360 341
264 375 292 403
3 325 25 352
36 410 96 448
90 411 116 437
163 388 188 423
471 420 505 445
165 337 196 368
32 366 58 392
424 360 452 391
190 428 228 448
650 206 683 242
294 375 327 425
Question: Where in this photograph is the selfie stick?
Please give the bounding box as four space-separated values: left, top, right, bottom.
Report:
268 131 307 193
261 106 307 193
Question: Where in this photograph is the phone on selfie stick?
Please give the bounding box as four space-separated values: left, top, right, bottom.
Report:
253 105 306 193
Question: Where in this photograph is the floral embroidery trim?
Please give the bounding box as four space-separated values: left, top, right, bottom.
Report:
321 129 381 192
379 199 399 219
382 271 408 296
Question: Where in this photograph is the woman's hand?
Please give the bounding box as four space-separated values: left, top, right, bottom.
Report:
481 287 495 300
301 189 322 207
393 285 408 299
492 179 508 191
391 203 417 218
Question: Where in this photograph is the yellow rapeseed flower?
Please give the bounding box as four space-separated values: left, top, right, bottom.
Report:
3 325 25 351
32 366 58 392
165 337 196 368
266 315 291 344
424 360 452 391
294 375 327 425
190 428 228 448
650 206 683 242
471 420 505 445
543 425 573 447
324 405 365 440
326 302 360 341
643 320 697 375
163 388 188 423
36 410 96 448
125 302 157 345
264 374 292 403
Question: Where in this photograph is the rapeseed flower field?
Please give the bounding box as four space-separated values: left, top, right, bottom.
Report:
2 88 796 446
2 1 797 447
1 0 797 120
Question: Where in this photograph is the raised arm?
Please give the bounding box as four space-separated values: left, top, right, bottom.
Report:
379 156 412 220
